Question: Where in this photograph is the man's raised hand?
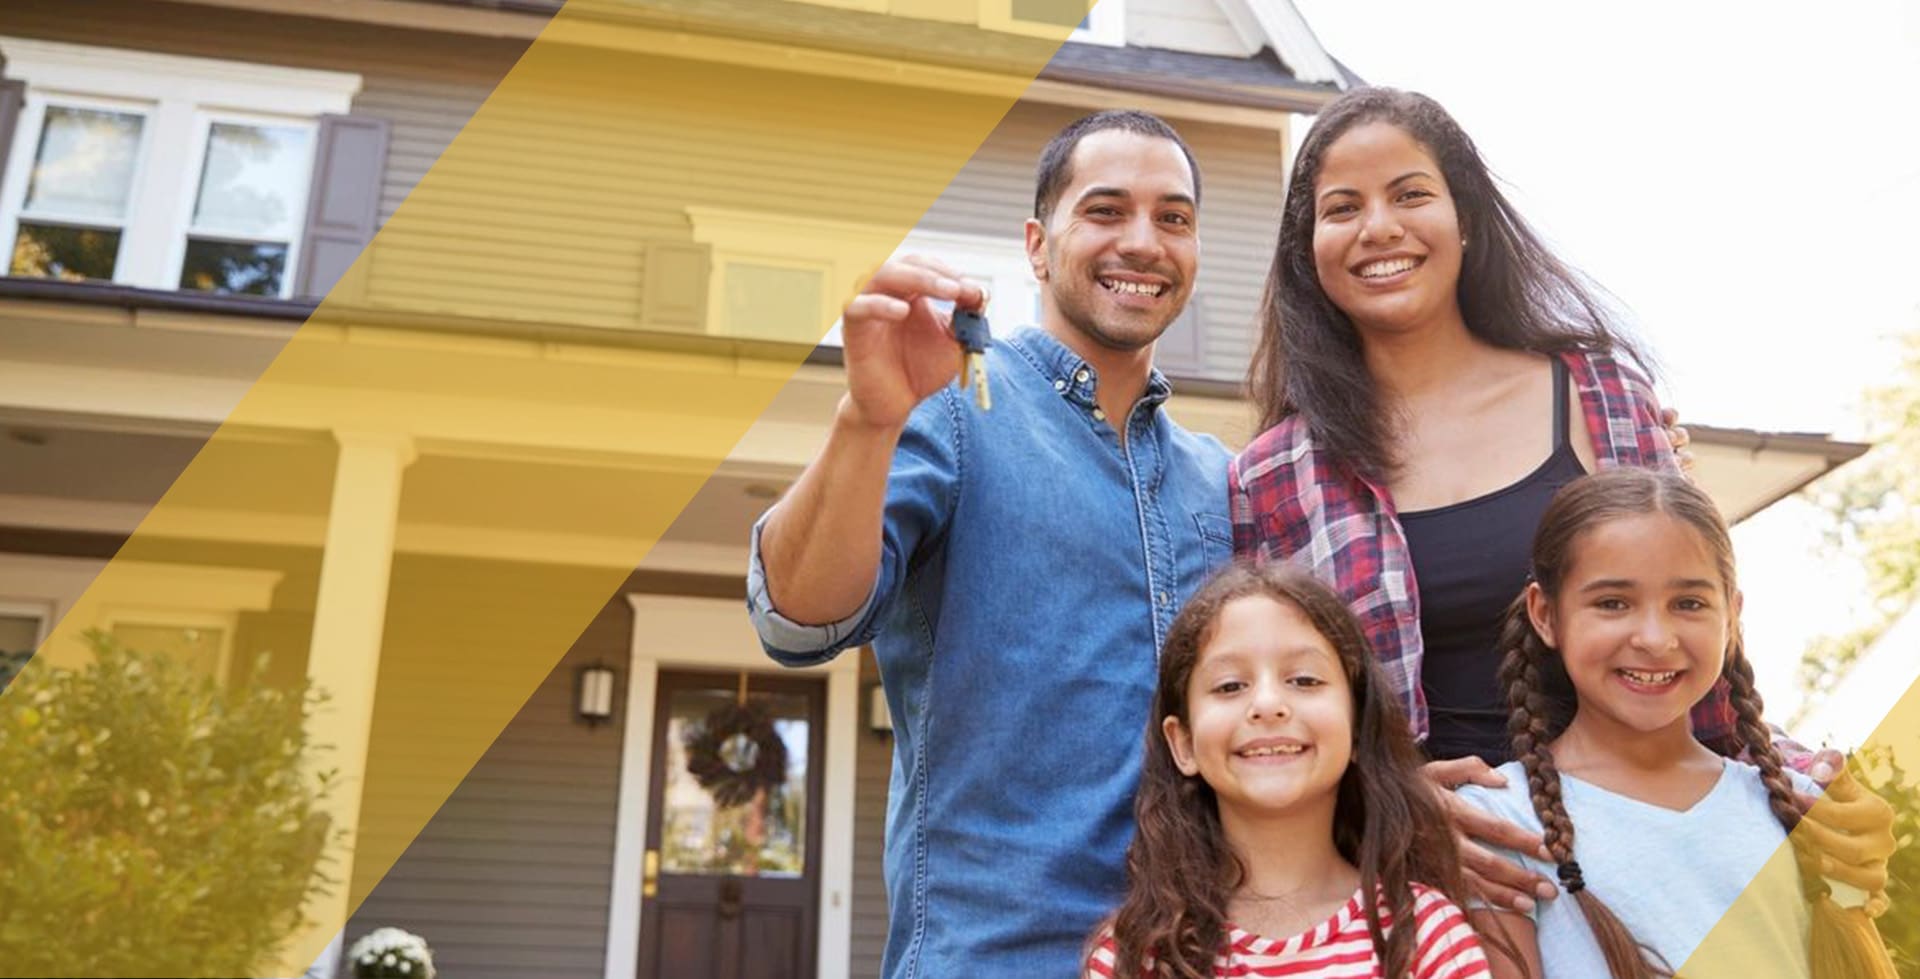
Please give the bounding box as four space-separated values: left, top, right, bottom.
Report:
840 256 987 432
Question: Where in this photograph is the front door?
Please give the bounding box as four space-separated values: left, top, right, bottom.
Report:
638 670 824 979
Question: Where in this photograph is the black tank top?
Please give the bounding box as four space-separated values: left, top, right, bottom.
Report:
1399 358 1586 765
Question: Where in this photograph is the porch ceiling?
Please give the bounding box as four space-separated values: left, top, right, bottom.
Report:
0 419 779 551
0 402 1869 568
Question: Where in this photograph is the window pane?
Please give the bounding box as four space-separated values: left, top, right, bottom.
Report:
24 106 144 222
110 623 226 678
10 222 121 281
179 237 288 296
0 613 42 655
1013 0 1090 28
723 263 824 343
190 122 313 238
660 688 809 878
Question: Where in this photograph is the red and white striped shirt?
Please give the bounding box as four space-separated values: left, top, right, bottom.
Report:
1086 884 1489 979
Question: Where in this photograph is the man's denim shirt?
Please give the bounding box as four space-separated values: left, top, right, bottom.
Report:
747 328 1231 978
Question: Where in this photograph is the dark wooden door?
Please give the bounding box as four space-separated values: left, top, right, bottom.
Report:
639 670 824 979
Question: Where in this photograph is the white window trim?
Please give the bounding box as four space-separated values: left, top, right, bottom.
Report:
0 555 280 673
687 206 896 344
0 597 54 650
818 227 1041 346
100 608 240 683
982 0 1126 47
0 36 359 298
686 209 1043 348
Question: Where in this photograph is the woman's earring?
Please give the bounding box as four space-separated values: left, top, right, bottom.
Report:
1461 235 1469 249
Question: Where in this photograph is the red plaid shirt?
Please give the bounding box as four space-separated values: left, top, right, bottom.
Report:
1228 349 1746 747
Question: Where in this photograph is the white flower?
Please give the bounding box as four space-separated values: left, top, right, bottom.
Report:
348 927 434 977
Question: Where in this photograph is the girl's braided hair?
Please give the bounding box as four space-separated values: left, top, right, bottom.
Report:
1497 468 1895 978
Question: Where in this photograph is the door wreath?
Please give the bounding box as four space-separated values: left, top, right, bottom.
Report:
683 698 788 809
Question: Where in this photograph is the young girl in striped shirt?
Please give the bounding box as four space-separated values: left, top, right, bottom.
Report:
1087 564 1489 979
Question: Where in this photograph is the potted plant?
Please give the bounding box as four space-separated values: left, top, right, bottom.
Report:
347 927 436 978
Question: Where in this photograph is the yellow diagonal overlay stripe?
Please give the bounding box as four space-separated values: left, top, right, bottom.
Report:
1683 680 1920 976
0 1 1091 973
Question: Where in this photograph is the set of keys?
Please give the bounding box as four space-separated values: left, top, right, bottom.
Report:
951 308 993 411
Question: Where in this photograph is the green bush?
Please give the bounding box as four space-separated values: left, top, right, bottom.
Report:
1854 746 1920 977
0 631 336 978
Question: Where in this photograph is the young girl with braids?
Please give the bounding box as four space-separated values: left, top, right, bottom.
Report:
1457 468 1892 979
1087 563 1490 978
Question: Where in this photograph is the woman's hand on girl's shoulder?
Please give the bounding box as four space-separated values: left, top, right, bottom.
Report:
1659 407 1696 480
1424 758 1558 915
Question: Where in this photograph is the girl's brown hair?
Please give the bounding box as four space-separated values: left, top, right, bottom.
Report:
1498 468 1895 978
1099 562 1468 978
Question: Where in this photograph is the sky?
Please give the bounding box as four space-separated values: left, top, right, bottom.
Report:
1284 0 1920 735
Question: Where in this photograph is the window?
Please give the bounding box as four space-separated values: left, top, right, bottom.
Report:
687 206 888 344
818 228 1042 347
723 259 830 344
110 617 230 680
0 599 50 655
686 210 1044 349
983 0 1126 46
177 118 316 295
0 37 359 298
11 101 144 282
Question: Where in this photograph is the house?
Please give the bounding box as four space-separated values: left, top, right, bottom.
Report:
0 1 1867 977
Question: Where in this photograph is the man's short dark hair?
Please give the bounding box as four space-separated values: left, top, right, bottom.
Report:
1033 110 1202 223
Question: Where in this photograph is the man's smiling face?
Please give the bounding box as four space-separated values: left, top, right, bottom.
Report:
1027 129 1199 353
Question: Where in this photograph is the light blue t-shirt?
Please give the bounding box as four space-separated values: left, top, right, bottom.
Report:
1457 757 1819 977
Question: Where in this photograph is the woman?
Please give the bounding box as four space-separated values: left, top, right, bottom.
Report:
1229 86 1892 912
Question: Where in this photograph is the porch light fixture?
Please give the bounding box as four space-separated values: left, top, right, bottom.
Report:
576 662 617 728
868 683 893 735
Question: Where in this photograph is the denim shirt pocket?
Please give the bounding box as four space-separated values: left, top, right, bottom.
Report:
1193 512 1234 571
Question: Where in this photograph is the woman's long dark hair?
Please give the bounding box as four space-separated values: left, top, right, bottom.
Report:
1498 469 1896 979
1100 563 1468 978
1249 87 1654 480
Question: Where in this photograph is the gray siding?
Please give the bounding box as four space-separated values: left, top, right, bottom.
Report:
351 74 505 227
851 651 891 979
346 560 633 979
922 102 1288 382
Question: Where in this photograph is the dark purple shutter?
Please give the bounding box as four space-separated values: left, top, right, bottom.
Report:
294 113 390 300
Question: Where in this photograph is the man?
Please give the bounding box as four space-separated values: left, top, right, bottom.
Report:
745 109 1899 975
747 110 1227 976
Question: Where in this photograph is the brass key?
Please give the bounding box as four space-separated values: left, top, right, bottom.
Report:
951 308 992 411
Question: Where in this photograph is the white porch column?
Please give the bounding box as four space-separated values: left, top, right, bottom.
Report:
293 430 416 972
